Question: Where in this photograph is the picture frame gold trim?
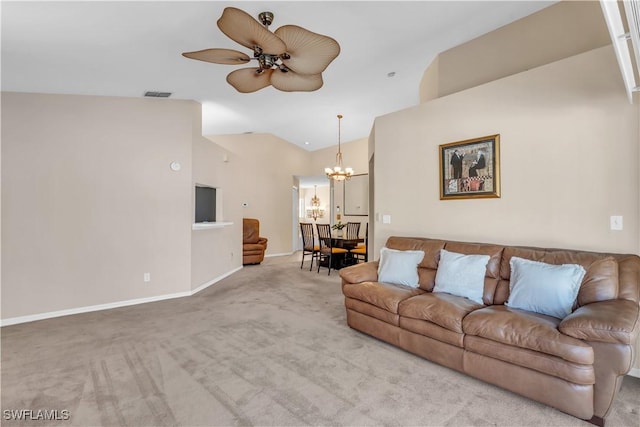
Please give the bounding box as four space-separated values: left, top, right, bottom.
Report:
439 134 500 200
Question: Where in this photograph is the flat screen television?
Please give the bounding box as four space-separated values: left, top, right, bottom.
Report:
195 186 216 223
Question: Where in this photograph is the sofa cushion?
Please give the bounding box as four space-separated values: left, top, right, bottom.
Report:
577 257 618 306
342 281 424 314
506 257 585 319
433 249 490 304
496 247 619 306
243 243 266 252
377 247 425 288
339 262 379 284
243 218 261 244
385 237 445 270
464 335 595 385
399 292 484 333
559 299 639 345
345 297 400 326
463 306 594 365
618 255 640 302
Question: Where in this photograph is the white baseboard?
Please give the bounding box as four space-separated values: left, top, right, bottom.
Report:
628 368 640 378
265 252 294 258
1 292 189 327
191 266 242 295
1 266 243 327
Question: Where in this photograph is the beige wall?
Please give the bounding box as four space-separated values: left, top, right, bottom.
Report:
1 93 196 319
210 133 313 256
191 133 242 291
375 46 638 255
420 55 440 103
421 0 611 102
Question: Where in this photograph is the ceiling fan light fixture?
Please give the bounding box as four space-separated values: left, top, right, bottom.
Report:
182 7 340 93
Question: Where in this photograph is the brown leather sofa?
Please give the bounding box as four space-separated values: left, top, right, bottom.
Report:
339 236 640 426
242 218 268 265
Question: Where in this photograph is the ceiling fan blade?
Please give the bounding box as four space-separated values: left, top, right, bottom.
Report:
271 71 323 92
217 7 286 54
227 68 274 93
182 48 250 65
275 25 340 75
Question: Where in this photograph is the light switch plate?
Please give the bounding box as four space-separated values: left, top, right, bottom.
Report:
610 215 623 231
382 214 391 224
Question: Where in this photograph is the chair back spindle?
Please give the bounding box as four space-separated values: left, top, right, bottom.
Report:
345 222 361 239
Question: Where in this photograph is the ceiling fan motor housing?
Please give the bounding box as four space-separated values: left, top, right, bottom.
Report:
257 53 277 69
258 11 274 27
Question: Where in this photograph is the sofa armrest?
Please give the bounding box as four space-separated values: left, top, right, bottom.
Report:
339 261 379 284
258 237 268 248
559 299 640 345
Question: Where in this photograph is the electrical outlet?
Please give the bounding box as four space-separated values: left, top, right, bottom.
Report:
144 273 151 282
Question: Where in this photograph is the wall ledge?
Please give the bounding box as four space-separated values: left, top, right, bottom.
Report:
192 221 233 230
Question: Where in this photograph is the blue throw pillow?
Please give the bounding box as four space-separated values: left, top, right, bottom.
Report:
506 256 586 319
377 247 425 288
433 249 489 304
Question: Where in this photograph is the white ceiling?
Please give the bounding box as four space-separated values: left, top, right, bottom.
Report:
1 1 554 151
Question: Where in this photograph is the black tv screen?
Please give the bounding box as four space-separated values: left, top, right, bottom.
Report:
195 186 216 223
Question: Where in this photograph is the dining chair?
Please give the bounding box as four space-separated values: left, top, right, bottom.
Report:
345 222 361 239
299 222 319 271
350 222 368 263
316 223 348 275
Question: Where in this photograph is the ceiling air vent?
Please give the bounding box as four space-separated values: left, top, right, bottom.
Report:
144 91 172 98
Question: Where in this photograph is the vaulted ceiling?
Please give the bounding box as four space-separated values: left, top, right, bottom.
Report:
1 1 554 150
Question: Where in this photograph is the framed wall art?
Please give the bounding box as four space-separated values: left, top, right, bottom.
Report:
439 134 500 200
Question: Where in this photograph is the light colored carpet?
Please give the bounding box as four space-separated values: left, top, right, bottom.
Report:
2 255 639 427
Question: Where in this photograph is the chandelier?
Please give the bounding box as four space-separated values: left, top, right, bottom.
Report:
324 114 354 181
306 185 324 221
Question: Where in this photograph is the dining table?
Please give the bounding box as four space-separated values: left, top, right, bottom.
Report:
322 235 365 269
331 236 363 248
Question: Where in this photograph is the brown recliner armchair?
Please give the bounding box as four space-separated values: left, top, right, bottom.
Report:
243 218 268 265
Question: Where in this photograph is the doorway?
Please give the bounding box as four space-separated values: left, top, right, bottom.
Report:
294 175 330 251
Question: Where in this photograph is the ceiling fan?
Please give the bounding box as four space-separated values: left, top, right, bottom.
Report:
182 7 341 93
